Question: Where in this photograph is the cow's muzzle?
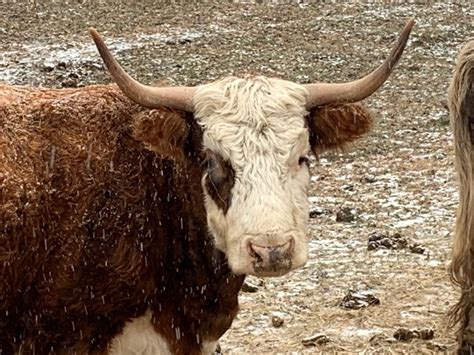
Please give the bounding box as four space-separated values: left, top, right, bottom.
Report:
247 239 294 276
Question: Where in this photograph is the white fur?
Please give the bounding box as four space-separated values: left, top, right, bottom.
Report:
194 76 310 275
108 311 218 355
108 311 171 355
201 341 218 355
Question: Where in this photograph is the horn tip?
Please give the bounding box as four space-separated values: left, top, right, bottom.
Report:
89 27 100 41
405 17 416 31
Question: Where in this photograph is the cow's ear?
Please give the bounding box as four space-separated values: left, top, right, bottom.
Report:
307 103 374 155
131 108 190 160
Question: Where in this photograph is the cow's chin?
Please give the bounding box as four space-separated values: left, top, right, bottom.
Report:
206 213 309 277
223 234 309 277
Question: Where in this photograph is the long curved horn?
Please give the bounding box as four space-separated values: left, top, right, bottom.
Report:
90 28 195 112
304 18 415 108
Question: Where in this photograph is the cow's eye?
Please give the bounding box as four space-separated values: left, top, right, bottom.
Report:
203 150 235 213
298 156 309 166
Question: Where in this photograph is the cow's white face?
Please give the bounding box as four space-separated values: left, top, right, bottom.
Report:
195 77 310 276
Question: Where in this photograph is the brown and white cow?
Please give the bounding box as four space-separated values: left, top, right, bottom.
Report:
449 39 474 353
0 19 413 354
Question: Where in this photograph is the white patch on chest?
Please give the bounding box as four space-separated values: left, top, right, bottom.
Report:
108 310 219 355
108 311 171 355
201 340 218 355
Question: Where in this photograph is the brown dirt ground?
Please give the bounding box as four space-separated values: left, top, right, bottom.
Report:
1 1 474 353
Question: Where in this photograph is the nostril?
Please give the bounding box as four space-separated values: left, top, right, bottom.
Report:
281 239 294 254
247 242 263 262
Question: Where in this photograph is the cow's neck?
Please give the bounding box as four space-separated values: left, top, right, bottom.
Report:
147 157 245 354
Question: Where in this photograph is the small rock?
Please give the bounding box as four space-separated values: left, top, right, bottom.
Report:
309 206 325 218
368 232 408 251
60 78 78 88
361 174 376 183
57 71 80 88
213 342 222 355
42 60 56 72
241 281 259 293
409 243 426 254
56 61 67 70
336 207 355 223
302 333 329 347
165 38 177 45
339 290 380 309
393 328 434 341
341 184 354 191
271 314 284 328
178 37 193 44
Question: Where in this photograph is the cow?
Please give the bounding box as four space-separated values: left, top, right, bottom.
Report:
0 19 414 354
449 39 474 354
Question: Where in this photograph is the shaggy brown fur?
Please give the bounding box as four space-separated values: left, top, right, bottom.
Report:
0 84 244 354
0 82 373 354
308 103 374 155
448 40 474 353
131 108 189 160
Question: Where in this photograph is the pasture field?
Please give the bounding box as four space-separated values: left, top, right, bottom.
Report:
1 1 473 353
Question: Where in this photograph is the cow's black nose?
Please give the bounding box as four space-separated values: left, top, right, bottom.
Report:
248 239 293 276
